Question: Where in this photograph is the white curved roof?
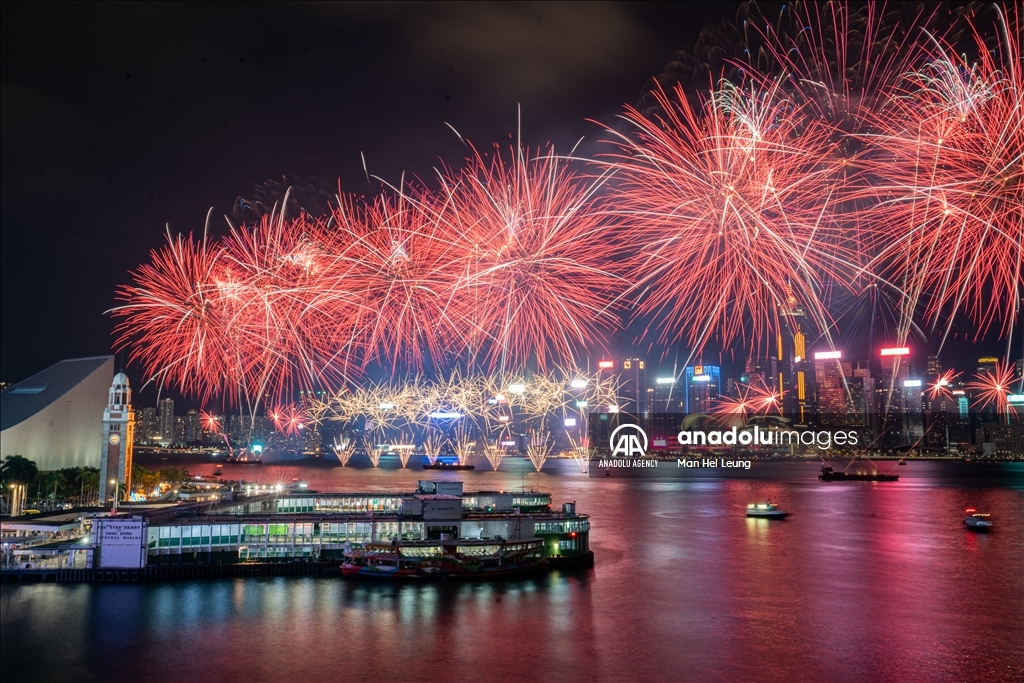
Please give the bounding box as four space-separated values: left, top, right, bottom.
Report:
1 356 113 431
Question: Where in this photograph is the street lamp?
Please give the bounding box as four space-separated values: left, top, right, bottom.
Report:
110 479 118 514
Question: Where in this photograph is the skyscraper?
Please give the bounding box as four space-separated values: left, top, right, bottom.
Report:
977 357 999 377
813 351 848 414
174 415 186 445
878 347 911 447
903 379 924 444
778 290 808 418
847 362 875 433
158 397 175 444
143 406 159 441
618 358 647 417
651 375 684 412
186 409 200 443
684 365 720 413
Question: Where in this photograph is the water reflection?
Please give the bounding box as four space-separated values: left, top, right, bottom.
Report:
2 461 1022 682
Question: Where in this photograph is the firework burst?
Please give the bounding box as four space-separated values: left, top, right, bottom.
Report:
865 6 1024 344
432 138 627 370
605 78 853 354
966 361 1018 416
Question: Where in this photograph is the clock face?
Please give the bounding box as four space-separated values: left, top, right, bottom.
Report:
109 433 121 445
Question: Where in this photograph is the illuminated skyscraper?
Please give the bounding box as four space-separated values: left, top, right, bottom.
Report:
158 397 174 445
143 406 159 441
903 379 924 444
778 289 808 418
651 375 684 412
977 357 999 376
878 347 911 447
185 409 200 443
846 362 875 431
813 351 848 414
684 365 720 413
618 358 647 417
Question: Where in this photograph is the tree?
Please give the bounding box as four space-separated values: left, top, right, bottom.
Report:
0 455 38 487
43 472 67 501
132 465 161 495
81 469 100 506
159 467 190 488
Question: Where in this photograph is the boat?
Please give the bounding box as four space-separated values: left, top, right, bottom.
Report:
341 538 546 579
963 508 993 531
746 499 789 519
819 465 898 482
423 461 476 470
224 455 262 464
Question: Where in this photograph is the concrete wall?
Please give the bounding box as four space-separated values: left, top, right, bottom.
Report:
1 357 113 471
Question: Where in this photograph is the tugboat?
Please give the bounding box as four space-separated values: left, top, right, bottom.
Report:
819 465 898 482
963 508 993 531
746 499 789 519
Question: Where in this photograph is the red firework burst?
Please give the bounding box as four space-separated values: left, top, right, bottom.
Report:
927 369 962 401
965 361 1018 416
268 404 306 435
217 212 359 396
604 78 855 353
432 139 626 370
328 190 467 370
865 6 1024 341
112 232 233 403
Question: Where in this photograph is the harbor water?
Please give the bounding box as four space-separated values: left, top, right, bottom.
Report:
2 459 1022 682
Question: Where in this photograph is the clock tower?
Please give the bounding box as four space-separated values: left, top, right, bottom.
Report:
100 373 135 503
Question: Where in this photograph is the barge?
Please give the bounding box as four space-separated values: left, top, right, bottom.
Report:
819 465 899 482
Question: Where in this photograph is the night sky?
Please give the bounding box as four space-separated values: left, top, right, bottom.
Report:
0 1 1008 396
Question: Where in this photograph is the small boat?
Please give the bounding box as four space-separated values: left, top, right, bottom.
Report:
897 461 907 466
746 499 789 519
819 465 898 482
423 461 476 470
963 508 993 531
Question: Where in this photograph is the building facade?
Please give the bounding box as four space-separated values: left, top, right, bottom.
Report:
1 356 113 471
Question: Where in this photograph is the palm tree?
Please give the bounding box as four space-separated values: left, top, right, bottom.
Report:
159 467 190 488
82 470 100 506
1 455 38 487
43 471 67 502
75 467 91 505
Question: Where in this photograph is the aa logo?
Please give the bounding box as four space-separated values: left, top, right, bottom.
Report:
610 423 648 457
